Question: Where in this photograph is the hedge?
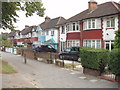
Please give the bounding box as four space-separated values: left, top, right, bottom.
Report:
80 47 109 73
108 48 120 75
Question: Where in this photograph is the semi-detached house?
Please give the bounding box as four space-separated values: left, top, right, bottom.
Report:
17 25 38 47
59 0 120 51
37 16 66 51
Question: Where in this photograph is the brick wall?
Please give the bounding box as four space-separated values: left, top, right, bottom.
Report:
23 49 59 60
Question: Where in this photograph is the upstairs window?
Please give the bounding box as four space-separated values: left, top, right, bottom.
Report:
46 31 49 35
51 30 54 36
106 17 115 28
83 18 101 30
73 23 76 31
66 22 79 32
87 19 96 29
61 26 65 34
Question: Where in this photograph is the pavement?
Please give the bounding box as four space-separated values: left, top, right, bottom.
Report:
1 51 119 88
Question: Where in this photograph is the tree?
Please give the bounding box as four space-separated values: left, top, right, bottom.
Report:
1 0 45 30
114 30 120 48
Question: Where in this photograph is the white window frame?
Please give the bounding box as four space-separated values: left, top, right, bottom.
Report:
67 40 80 48
83 18 101 30
46 30 49 35
83 39 101 49
51 30 54 36
66 22 80 32
87 19 96 29
106 17 115 28
61 26 65 34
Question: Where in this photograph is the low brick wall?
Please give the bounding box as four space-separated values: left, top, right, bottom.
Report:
83 67 101 76
17 48 24 55
36 52 58 60
23 49 35 59
22 49 59 61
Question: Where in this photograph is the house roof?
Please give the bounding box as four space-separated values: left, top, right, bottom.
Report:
21 26 37 35
63 1 120 24
8 31 16 37
40 17 66 30
1 32 9 36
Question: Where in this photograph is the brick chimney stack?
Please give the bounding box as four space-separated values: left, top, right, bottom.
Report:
45 16 51 23
88 0 97 11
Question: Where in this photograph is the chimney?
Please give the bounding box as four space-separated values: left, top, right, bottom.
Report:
45 16 51 23
88 0 97 11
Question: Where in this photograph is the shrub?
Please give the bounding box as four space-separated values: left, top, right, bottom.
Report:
108 48 120 75
114 30 120 48
80 47 109 73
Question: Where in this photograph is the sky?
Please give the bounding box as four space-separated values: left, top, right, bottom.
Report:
1 0 120 33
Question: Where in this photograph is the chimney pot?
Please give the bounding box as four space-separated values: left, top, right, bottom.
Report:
45 16 51 23
88 0 97 11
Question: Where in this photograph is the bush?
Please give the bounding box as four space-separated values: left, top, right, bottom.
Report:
108 48 120 75
80 47 109 73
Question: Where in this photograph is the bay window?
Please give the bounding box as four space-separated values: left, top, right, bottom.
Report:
83 39 101 49
67 40 80 48
106 17 115 28
66 22 79 32
83 18 101 30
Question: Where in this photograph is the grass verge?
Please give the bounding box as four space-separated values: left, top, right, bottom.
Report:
0 60 17 74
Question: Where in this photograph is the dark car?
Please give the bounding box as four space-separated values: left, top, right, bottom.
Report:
34 45 57 53
59 47 80 61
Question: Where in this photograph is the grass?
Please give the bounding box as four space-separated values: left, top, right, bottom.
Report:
0 60 17 74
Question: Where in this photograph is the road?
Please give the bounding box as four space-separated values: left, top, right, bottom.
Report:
1 52 119 88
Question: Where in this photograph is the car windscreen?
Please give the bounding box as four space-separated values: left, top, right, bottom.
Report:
71 47 80 51
64 48 71 52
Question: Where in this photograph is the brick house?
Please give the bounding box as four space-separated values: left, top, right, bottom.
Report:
59 0 120 51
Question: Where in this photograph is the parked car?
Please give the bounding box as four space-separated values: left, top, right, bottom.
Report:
59 47 81 61
34 45 57 53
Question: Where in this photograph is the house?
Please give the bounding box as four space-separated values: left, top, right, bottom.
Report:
38 16 66 51
59 0 120 50
8 31 18 46
20 25 38 47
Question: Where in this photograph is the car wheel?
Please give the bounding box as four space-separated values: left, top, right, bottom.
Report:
78 58 81 62
59 55 64 60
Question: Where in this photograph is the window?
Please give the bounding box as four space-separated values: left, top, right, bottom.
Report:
41 31 45 36
96 40 100 48
66 22 79 32
106 17 115 28
67 24 70 32
67 40 80 48
92 40 95 48
61 26 65 34
83 18 102 30
83 39 101 49
46 31 49 35
73 23 76 31
87 19 96 29
92 19 95 28
88 20 91 28
51 30 54 36
76 24 79 31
